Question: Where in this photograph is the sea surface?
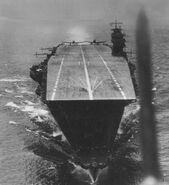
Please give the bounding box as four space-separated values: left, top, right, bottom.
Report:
0 18 169 184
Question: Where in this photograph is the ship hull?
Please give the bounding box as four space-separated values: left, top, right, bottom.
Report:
47 100 128 161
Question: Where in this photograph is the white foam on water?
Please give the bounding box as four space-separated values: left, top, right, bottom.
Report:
41 135 50 140
34 115 44 122
25 128 32 133
118 103 140 135
5 100 65 141
15 95 24 98
152 87 157 91
52 131 62 137
9 121 18 125
23 106 48 116
117 128 123 135
16 85 34 95
3 85 34 97
68 160 94 184
20 90 34 95
25 128 40 136
19 88 34 95
0 77 29 82
53 131 66 141
21 106 49 121
24 100 35 105
5 89 14 94
48 166 55 170
5 101 49 122
123 104 140 119
6 102 20 109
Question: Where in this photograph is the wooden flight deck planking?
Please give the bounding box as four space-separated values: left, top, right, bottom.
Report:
47 43 136 101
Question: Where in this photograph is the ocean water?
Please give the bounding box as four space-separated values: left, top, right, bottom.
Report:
0 19 169 184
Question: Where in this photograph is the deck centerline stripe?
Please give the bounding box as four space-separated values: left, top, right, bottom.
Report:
94 46 127 100
80 45 93 100
51 57 65 100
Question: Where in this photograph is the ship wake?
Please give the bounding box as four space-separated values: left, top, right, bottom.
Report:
5 88 143 185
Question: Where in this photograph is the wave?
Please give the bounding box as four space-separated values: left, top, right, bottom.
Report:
5 100 49 122
0 77 30 82
6 102 20 109
16 85 34 95
15 95 24 98
2 84 34 96
5 89 14 94
9 121 18 125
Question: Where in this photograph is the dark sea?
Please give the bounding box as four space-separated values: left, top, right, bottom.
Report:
0 18 168 184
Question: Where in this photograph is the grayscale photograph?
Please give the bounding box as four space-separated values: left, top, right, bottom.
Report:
0 0 168 185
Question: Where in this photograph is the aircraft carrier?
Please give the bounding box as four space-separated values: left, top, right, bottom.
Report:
30 22 137 184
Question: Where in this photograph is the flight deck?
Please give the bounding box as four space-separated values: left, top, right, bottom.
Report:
47 43 136 101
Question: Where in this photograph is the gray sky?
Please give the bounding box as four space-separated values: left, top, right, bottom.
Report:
0 0 169 25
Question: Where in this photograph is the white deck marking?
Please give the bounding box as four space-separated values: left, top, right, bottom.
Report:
95 47 127 100
51 57 64 100
80 45 93 100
